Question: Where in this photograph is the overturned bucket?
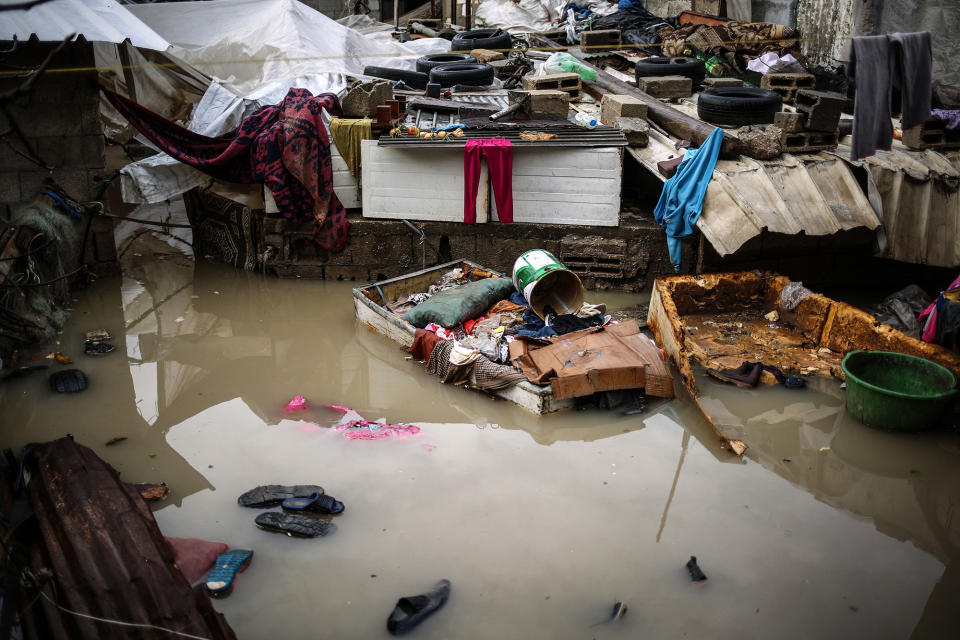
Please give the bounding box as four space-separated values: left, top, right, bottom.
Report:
512 249 585 319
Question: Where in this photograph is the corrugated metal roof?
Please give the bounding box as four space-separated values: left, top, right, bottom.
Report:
0 0 170 50
841 143 960 268
627 128 882 256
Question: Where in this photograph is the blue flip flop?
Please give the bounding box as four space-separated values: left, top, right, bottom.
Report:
205 549 254 597
281 492 345 515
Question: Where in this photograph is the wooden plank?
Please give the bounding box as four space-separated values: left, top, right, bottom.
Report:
492 147 621 226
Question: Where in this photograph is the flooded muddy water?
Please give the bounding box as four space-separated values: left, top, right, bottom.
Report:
1 229 958 639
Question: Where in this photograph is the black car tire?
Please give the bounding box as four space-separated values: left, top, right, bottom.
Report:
697 87 783 126
416 53 477 74
634 56 706 86
429 63 495 87
362 65 429 89
450 28 512 52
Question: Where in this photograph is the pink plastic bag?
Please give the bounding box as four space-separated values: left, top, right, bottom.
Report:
284 395 308 411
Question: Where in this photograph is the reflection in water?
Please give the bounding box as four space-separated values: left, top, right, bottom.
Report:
0 222 956 638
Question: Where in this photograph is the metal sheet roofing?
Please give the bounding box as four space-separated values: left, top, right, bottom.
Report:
0 0 170 50
628 128 882 257
845 143 960 268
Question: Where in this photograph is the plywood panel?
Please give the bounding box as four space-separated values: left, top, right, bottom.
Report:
492 147 621 226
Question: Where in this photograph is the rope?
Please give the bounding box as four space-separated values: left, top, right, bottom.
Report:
37 590 211 640
0 264 84 289
0 35 807 79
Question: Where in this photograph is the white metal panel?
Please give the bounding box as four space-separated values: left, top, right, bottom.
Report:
361 140 488 222
330 142 361 209
492 147 622 226
0 0 170 49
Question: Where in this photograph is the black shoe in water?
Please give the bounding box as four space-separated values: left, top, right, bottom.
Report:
387 579 451 635
237 485 325 508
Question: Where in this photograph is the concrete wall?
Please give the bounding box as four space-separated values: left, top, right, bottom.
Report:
0 40 104 208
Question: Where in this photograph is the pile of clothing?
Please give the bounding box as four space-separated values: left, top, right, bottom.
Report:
919 274 960 350
397 268 613 392
655 20 802 76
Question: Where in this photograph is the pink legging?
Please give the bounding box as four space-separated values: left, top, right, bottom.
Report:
463 138 513 223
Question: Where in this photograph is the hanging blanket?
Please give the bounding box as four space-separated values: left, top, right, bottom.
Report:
105 88 350 252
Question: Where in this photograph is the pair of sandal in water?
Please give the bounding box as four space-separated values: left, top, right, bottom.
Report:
237 484 344 538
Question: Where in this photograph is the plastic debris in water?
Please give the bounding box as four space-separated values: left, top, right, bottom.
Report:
285 395 308 411
686 556 708 582
335 419 420 440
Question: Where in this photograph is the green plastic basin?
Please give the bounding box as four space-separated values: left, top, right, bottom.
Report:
841 350 957 431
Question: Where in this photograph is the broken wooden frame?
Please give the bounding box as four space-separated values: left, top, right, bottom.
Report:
648 272 960 455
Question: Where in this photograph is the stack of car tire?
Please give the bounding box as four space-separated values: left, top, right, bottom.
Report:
363 29 510 90
633 55 783 126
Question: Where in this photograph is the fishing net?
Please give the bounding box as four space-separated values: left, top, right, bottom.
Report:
0 197 83 358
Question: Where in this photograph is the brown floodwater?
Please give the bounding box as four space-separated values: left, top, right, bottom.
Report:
0 223 958 640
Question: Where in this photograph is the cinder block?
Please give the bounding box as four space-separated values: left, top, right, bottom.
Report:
579 29 622 50
521 73 582 100
614 117 649 147
761 73 815 104
470 49 505 63
779 129 839 153
636 75 692 99
600 94 648 126
760 73 815 90
702 77 743 88
524 90 569 117
901 120 959 149
774 111 805 133
794 89 844 132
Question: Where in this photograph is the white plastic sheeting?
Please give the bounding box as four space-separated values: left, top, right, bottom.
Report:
117 0 451 204
0 0 170 49
475 0 617 33
124 0 449 95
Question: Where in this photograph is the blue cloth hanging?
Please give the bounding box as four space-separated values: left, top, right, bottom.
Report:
653 127 724 270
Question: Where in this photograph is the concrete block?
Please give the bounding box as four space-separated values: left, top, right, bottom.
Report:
761 73 814 104
524 90 569 117
760 73 815 90
600 94 648 126
470 49 505 63
702 77 743 88
779 129 839 153
794 89 844 132
773 111 805 133
521 73 581 99
579 29 621 51
901 121 957 149
636 75 692 99
614 117 649 147
341 80 393 118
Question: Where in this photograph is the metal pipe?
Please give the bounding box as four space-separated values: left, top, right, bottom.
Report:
393 0 399 30
488 102 522 121
410 21 438 38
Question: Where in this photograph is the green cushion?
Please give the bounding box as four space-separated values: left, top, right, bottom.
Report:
403 278 517 329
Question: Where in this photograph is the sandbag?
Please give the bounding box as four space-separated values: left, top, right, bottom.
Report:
403 278 516 328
